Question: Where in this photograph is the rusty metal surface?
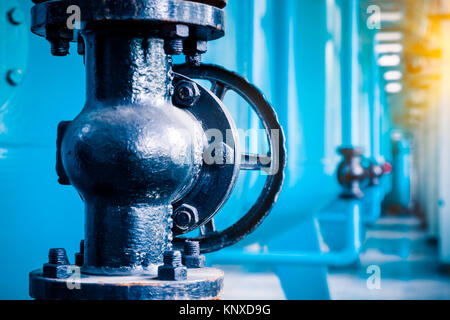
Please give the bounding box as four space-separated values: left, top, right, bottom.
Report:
30 267 224 300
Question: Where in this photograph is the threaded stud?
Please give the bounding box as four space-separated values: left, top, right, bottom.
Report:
165 39 183 55
163 250 182 267
51 39 70 56
48 248 69 265
79 240 85 253
184 240 200 256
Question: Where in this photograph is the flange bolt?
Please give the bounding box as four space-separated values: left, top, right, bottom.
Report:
43 248 72 279
158 251 187 281
173 204 198 231
51 39 70 56
173 81 200 108
75 240 84 267
49 248 69 265
184 240 200 257
183 241 206 268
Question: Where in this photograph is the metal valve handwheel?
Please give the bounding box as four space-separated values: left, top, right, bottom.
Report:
172 64 287 253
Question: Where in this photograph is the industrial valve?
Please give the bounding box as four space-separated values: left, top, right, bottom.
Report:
337 148 366 198
28 0 286 300
337 148 392 197
366 162 384 186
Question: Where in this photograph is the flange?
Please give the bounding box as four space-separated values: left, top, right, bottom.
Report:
31 0 225 42
30 267 223 300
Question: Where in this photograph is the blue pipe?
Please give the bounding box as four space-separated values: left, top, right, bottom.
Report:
340 0 361 148
390 135 412 208
209 198 362 267
362 186 384 225
207 0 367 269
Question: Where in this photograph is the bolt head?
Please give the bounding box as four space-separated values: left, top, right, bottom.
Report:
183 255 206 268
161 24 189 38
158 265 187 281
174 210 193 230
8 8 25 25
6 69 24 86
43 263 73 279
179 86 194 101
173 81 200 108
173 205 198 230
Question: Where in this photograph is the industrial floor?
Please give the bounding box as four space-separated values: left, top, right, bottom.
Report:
219 215 450 300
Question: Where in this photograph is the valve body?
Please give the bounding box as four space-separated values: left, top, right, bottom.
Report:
28 0 285 300
62 32 205 275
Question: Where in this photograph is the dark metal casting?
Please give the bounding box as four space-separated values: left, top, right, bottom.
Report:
43 249 72 279
31 0 226 57
173 64 287 253
367 162 384 186
337 148 366 199
75 240 84 267
32 0 228 7
30 0 285 300
30 268 224 300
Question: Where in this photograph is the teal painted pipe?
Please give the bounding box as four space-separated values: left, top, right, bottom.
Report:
203 0 349 299
206 0 367 268
359 8 390 224
210 198 362 266
391 135 412 208
362 186 384 224
203 0 343 243
340 0 365 149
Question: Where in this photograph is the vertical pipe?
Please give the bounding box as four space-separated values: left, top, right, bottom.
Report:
438 15 450 264
340 0 361 148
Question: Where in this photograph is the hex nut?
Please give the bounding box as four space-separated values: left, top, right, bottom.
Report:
173 81 200 108
157 265 187 281
43 263 73 279
173 204 198 231
161 24 189 38
184 255 206 268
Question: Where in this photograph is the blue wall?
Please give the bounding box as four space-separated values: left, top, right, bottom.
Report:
0 0 84 299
